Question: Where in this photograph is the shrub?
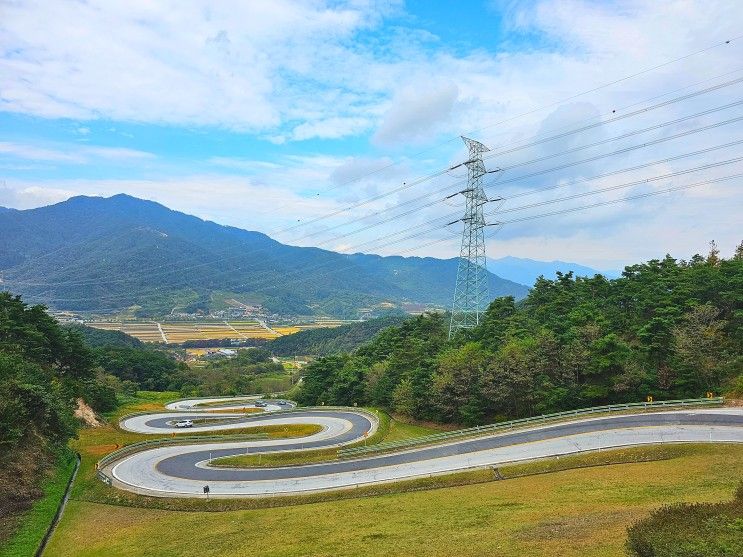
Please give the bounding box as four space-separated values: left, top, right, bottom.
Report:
626 482 743 557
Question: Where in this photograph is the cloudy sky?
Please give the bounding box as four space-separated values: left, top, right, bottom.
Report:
1 0 741 270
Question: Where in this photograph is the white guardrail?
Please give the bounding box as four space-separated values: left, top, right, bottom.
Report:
338 397 725 458
97 405 379 483
97 433 270 471
97 398 721 485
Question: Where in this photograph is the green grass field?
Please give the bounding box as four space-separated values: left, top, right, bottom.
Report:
46 444 743 557
35 392 743 556
0 451 76 557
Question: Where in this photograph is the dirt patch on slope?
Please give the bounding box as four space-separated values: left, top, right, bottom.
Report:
75 399 101 427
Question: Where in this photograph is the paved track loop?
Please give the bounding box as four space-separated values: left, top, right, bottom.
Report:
106 403 742 498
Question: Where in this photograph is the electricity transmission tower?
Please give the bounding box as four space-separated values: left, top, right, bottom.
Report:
448 136 499 339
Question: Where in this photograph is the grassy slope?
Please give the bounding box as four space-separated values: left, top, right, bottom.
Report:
46 443 743 557
46 392 743 556
0 451 76 557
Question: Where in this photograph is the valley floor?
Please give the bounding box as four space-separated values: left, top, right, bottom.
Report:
45 443 742 557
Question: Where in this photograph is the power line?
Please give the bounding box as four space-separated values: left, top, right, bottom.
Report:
477 75 743 166
12 76 741 291
8 114 742 294
493 156 743 216
504 138 743 200
312 36 742 195
23 159 741 305
283 75 743 240
27 171 739 310
285 138 743 250
485 112 743 190
498 173 742 226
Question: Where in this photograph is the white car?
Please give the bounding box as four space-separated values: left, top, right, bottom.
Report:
174 420 193 428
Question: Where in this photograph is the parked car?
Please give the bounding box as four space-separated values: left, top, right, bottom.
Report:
174 420 193 428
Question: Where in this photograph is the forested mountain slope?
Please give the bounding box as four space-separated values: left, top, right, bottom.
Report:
0 194 529 317
268 314 409 356
298 246 743 424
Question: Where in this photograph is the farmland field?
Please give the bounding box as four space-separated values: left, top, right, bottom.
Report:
85 319 353 343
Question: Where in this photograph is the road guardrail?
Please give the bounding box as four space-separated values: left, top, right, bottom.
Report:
119 405 378 425
97 432 269 474
99 406 378 485
338 397 725 459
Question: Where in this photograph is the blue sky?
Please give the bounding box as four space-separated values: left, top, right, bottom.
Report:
1 0 742 268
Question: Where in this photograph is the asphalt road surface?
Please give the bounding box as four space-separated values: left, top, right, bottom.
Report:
164 396 295 413
107 407 743 498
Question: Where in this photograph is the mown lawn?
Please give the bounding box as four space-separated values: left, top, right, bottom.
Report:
46 443 743 557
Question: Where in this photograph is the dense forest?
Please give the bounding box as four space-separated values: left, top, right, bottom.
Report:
65 323 144 348
298 246 743 424
268 314 409 356
78 333 283 397
175 348 294 396
0 293 114 537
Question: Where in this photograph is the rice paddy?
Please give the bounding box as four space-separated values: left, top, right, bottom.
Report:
85 319 352 343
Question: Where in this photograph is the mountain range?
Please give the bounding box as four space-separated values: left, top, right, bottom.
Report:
0 194 530 317
488 256 619 286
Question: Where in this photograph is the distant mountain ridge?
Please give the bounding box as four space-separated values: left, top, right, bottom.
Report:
488 256 619 287
0 194 529 317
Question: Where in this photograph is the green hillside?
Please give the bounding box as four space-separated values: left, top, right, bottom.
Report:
0 194 529 318
0 293 108 551
268 314 410 356
65 323 143 348
297 246 743 422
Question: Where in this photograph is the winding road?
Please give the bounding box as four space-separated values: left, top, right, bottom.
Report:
106 400 743 498
163 396 295 413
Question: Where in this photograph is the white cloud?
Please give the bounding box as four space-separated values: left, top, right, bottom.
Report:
81 146 156 160
0 184 80 209
289 117 371 142
0 174 339 233
0 0 399 136
373 80 460 145
0 141 155 163
330 156 399 187
3 0 741 148
1 0 742 268
0 142 85 163
208 157 281 172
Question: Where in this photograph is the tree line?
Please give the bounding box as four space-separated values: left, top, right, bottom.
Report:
268 314 409 356
297 245 743 425
0 292 110 525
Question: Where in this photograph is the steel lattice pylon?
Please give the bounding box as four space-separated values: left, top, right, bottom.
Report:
449 136 491 339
